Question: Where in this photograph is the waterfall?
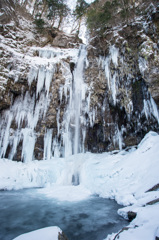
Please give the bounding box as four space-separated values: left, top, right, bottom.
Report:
73 45 87 154
58 45 88 157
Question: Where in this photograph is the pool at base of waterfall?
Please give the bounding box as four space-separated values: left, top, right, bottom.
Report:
0 189 127 240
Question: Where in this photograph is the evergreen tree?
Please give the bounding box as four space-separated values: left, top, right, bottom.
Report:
74 0 89 33
74 0 89 19
46 0 69 28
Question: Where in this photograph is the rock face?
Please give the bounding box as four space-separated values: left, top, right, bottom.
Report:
0 0 159 161
0 0 16 24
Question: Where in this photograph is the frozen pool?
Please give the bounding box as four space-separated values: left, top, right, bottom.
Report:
0 189 127 240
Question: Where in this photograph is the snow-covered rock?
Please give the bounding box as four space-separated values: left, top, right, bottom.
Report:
13 226 62 240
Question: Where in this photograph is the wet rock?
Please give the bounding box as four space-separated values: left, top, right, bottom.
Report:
146 183 159 192
34 136 44 160
0 90 11 110
58 231 69 240
127 211 137 222
146 198 159 206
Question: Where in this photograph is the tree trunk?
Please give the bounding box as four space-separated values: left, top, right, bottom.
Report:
32 0 39 16
41 0 47 17
58 15 63 29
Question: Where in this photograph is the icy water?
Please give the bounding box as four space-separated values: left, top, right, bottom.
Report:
0 189 127 240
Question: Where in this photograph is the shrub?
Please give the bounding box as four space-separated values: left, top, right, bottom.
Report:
34 17 45 33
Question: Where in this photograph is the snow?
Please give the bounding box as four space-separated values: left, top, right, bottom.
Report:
0 131 159 239
85 0 96 3
38 185 91 202
106 204 159 240
13 226 62 240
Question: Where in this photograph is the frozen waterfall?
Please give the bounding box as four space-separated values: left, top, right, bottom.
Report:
56 45 88 157
0 42 159 162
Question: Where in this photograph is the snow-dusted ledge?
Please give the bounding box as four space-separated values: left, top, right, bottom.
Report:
13 226 62 240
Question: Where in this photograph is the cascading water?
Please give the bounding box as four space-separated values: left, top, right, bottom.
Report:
61 45 88 156
57 45 88 157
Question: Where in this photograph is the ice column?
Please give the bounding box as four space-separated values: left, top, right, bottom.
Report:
144 96 159 124
61 45 87 157
73 45 87 154
44 129 53 160
104 45 119 105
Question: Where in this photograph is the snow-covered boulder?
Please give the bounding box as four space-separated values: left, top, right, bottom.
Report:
13 226 63 240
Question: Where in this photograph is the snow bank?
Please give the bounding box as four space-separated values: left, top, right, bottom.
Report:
80 131 159 205
106 204 159 240
13 226 62 240
0 131 159 199
0 158 67 190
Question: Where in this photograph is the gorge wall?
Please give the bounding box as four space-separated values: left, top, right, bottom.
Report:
0 0 159 161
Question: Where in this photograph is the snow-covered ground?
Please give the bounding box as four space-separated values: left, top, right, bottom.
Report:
0 131 159 240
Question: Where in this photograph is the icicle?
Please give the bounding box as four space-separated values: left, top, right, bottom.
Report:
38 49 62 59
143 97 159 124
57 109 61 137
82 127 86 153
8 132 20 160
59 86 63 103
44 129 53 160
86 89 91 112
143 99 150 120
150 97 159 124
110 45 119 67
52 138 61 158
104 57 111 90
102 45 119 105
0 112 13 158
117 127 123 151
112 72 117 105
21 128 36 162
36 66 46 96
138 56 147 76
113 125 123 151
28 67 38 86
45 67 54 97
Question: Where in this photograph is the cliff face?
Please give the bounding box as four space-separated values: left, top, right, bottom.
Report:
85 0 159 151
0 0 159 161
